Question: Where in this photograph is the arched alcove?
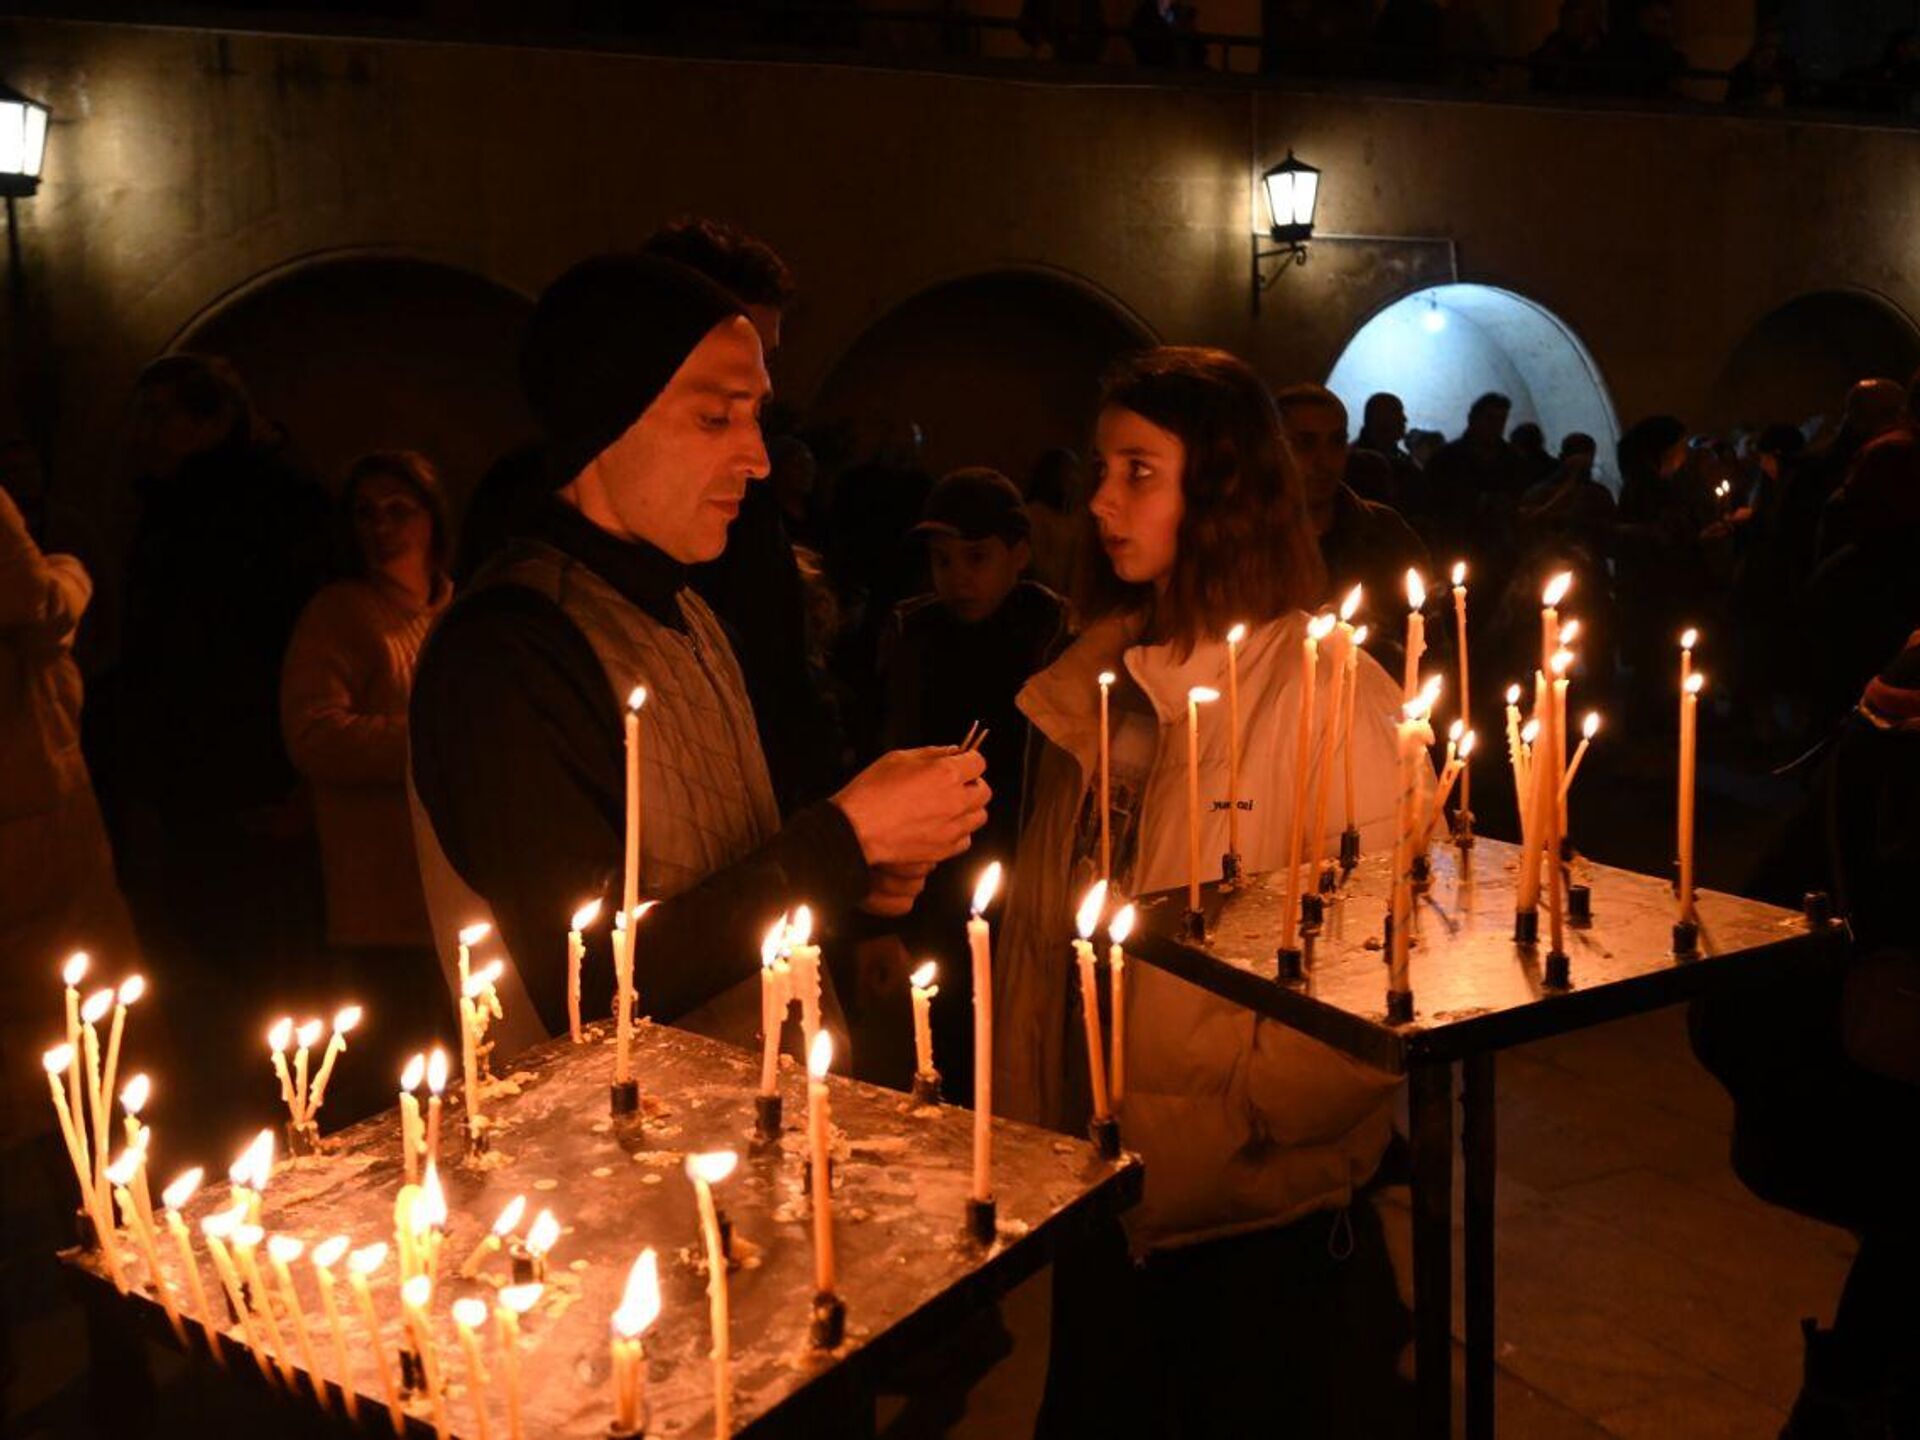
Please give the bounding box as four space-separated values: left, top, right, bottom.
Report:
1326 283 1621 487
809 269 1156 486
172 254 536 515
1706 289 1920 433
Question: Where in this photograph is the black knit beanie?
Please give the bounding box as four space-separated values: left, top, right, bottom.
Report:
519 253 746 487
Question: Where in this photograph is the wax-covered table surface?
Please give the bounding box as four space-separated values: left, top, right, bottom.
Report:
62 1019 1140 1437
1131 836 1843 1071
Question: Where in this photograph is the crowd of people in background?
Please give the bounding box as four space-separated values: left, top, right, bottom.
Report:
5 212 1919 1435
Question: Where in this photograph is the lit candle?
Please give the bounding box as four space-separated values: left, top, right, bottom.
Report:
1402 569 1427 701
523 1208 561 1280
1306 614 1350 891
41 1044 92 1210
1679 671 1705 925
1389 679 1441 1006
460 1194 527 1278
787 904 822 1052
401 1275 450 1440
1546 651 1573 957
1072 881 1112 1123
1680 626 1698 691
348 1244 406 1433
60 954 91 1192
399 1053 425 1184
98 975 144 1205
1517 674 1552 916
1541 571 1572 686
1422 726 1477 850
908 961 939 1082
108 1140 185 1345
494 1283 542 1440
1097 670 1115 884
1562 711 1601 801
1279 617 1334 949
567 899 601 1044
609 1250 660 1437
612 911 633 1087
268 1016 299 1125
1108 906 1134 1108
1551 647 1574 841
79 987 113 1222
1184 686 1221 917
291 1017 323 1128
119 1073 156 1236
456 920 490 996
230 1221 293 1384
1224 622 1248 860
685 1151 737 1436
806 1032 837 1298
452 1297 493 1440
305 1005 361 1124
425 1046 449 1163
1343 620 1367 841
460 972 488 1144
160 1170 219 1359
417 1161 448 1281
623 687 647 922
758 914 792 1098
968 863 1001 1206
200 1208 272 1381
267 1234 326 1402
1451 561 1472 820
227 1127 274 1224
310 1236 358 1420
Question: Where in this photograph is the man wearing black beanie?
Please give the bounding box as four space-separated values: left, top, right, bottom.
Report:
410 254 989 1045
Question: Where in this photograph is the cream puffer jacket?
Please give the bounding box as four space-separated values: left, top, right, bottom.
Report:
994 609 1424 1251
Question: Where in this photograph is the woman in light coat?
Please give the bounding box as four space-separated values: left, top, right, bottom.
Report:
997 348 1426 1435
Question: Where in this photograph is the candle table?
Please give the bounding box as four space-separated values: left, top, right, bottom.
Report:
59 1020 1140 1438
1128 837 1845 1440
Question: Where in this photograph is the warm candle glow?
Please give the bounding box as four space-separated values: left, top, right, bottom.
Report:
971 862 1003 916
686 1150 738 1186
1448 718 1464 745
1406 569 1426 610
1550 648 1574 676
62 952 89 987
462 970 491 1001
349 1242 388 1277
402 1053 425 1091
1098 670 1116 688
453 1297 488 1330
1341 583 1363 621
419 1162 448 1231
1188 685 1221 704
1583 712 1601 739
809 1029 834 1079
1074 881 1109 942
82 989 113 1025
570 899 602 932
1559 619 1582 647
1451 561 1466 586
500 1284 541 1315
402 1275 432 1310
267 1234 304 1265
788 904 816 949
295 1018 323 1050
1506 683 1522 705
427 1048 449 1094
1109 905 1136 946
760 913 790 966
331 1005 362 1036
120 1073 150 1114
910 961 938 990
1680 627 1698 650
117 975 146 1006
1308 612 1336 641
313 1235 349 1269
1686 672 1706 695
162 1168 201 1211
231 1129 274 1190
1405 674 1443 720
627 687 648 714
611 1249 661 1339
491 1195 527 1238
458 922 492 948
1226 622 1247 645
1543 571 1573 607
1352 625 1369 646
1522 719 1541 745
42 1042 70 1073
525 1210 560 1258
105 1144 144 1189
1459 731 1479 758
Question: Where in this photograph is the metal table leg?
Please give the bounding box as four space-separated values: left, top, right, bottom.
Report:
1409 1062 1455 1439
1462 1052 1497 1439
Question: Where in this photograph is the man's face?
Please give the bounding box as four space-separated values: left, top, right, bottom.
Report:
129 386 228 481
1280 402 1349 515
1371 399 1407 445
565 316 772 564
928 534 1027 623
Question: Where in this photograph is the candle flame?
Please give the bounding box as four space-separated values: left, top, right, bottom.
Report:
1685 672 1706 695
570 898 603 933
312 1236 349 1269
611 1249 661 1339
348 1242 388 1276
1340 583 1363 621
629 900 659 928
1097 670 1116 688
117 974 146 1006
1351 625 1370 647
1110 904 1137 946
788 904 815 949
458 922 491 948
1448 718 1464 742
1680 627 1699 650
1583 711 1601 739
230 1129 275 1190
401 1275 432 1310
628 686 647 713
685 1150 738 1186
1406 569 1426 610
332 1004 362 1035
1188 685 1221 704
525 1210 560 1258
500 1283 543 1314
452 1297 489 1330
463 971 491 1000
233 1223 264 1250
1550 649 1574 677
162 1168 202 1212
201 1208 240 1241
1521 719 1541 745
401 1052 426 1091
1559 618 1582 647
808 1029 834 1079
909 961 938 990
1451 560 1467 587
295 1018 324 1049
1226 622 1247 645
82 989 113 1025
1307 612 1336 642
427 1047 449 1094
1075 880 1109 941
1505 683 1522 706
1543 571 1573 607
1459 731 1478 758
971 861 1003 916
491 1195 527 1238
61 952 89 987
267 1234 303 1265
121 1073 150 1114
105 1145 144 1189
268 1016 293 1052
419 1162 448 1231
42 1043 72 1074
760 913 791 968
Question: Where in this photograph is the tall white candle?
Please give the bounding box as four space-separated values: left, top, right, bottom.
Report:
61 954 91 1190
1108 906 1135 1108
758 915 792 1097
401 1275 449 1440
1072 882 1112 1123
1184 687 1220 915
806 1034 837 1297
291 1017 322 1128
266 1234 325 1403
1280 617 1333 947
1451 561 1472 818
1679 671 1705 924
686 1151 737 1435
1225 622 1247 858
567 899 601 1045
1097 671 1115 884
623 687 647 921
399 1053 425 1184
787 905 822 1052
909 962 939 1080
425 1047 449 1164
967 864 1002 1204
1403 569 1427 701
306 1006 361 1122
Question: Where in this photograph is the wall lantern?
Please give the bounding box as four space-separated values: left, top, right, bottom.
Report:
1252 150 1319 312
0 80 50 198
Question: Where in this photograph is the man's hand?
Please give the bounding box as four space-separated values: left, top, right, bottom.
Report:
833 747 990 871
859 862 934 918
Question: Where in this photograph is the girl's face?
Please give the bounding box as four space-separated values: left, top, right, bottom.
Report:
1090 406 1186 594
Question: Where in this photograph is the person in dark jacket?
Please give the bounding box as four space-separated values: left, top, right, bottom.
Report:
411 255 989 1047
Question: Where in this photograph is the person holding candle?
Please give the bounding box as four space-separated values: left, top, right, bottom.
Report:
988 348 1419 1427
411 255 989 1057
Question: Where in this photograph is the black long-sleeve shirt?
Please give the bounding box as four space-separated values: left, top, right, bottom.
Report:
410 501 868 1037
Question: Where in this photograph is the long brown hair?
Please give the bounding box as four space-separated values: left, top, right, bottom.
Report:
1077 346 1325 654
339 450 450 578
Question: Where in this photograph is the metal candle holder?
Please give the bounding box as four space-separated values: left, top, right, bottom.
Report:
1567 883 1593 928
1088 1117 1121 1161
1339 827 1362 873
910 1071 942 1106
1513 908 1539 946
285 1119 321 1158
1220 851 1244 889
1543 950 1571 990
809 1291 846 1350
1672 919 1699 959
1182 910 1207 944
752 1093 783 1148
1275 946 1304 985
965 1196 996 1246
609 1079 641 1118
1385 988 1414 1024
